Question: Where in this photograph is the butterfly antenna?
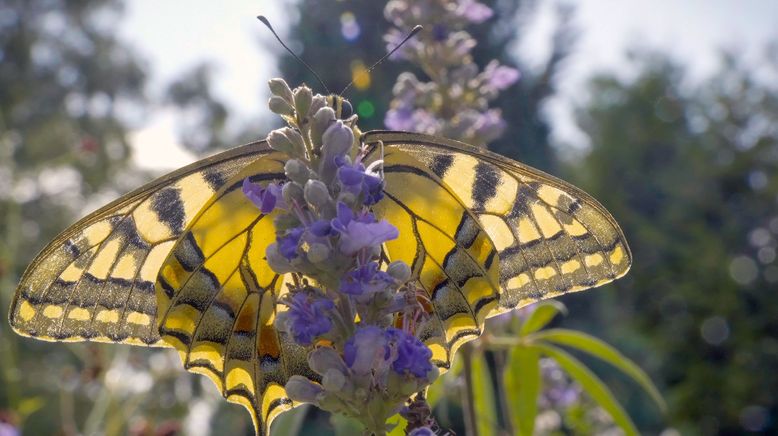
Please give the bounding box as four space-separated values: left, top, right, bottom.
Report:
340 25 423 96
257 15 331 95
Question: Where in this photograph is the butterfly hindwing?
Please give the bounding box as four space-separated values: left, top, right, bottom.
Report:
366 131 632 316
372 148 501 368
156 152 307 435
9 141 271 345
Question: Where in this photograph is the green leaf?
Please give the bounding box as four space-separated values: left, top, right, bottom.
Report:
534 344 639 436
471 349 500 435
269 404 309 436
387 414 408 436
519 300 567 336
426 376 444 408
17 396 44 420
329 413 364 435
503 346 541 436
532 329 666 411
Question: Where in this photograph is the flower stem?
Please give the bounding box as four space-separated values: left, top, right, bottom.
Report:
460 343 479 436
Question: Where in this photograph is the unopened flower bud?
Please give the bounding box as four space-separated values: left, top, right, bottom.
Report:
322 120 354 157
309 95 327 118
269 95 295 116
311 107 336 145
426 366 440 384
285 128 307 157
285 376 323 404
273 213 300 233
284 159 310 185
304 180 330 209
337 191 356 206
282 182 305 206
293 86 313 119
266 129 293 154
322 368 346 391
268 78 294 103
266 243 294 274
306 243 330 263
387 261 411 283
308 346 348 375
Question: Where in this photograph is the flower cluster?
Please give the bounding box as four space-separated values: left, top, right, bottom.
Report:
244 79 438 434
383 0 520 147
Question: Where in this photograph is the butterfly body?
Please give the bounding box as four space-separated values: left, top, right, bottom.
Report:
10 130 630 434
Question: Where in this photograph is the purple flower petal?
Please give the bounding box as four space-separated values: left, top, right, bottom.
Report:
310 219 333 237
344 326 390 375
386 327 433 378
278 227 304 259
286 292 334 346
340 262 395 296
243 178 287 214
338 220 399 256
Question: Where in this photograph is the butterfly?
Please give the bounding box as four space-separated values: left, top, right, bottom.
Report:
9 97 631 435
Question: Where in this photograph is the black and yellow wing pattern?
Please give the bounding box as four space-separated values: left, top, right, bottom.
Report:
366 131 631 316
9 140 271 345
10 131 630 435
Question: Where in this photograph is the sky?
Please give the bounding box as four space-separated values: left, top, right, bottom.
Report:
118 0 778 170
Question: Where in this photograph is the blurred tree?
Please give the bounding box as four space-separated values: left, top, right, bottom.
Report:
164 62 231 154
276 0 574 170
0 1 206 435
567 48 778 434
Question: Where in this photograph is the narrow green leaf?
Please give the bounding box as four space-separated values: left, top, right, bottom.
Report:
533 329 666 411
519 300 567 336
503 346 541 436
471 349 500 435
534 344 639 436
269 404 309 436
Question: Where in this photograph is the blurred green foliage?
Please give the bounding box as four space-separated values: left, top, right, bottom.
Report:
564 48 778 434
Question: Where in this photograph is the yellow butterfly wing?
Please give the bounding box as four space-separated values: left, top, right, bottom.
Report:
367 131 632 316
154 148 500 434
9 140 271 345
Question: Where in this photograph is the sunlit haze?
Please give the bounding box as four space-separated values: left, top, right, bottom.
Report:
119 0 777 170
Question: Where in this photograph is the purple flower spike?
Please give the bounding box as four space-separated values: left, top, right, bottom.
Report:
488 65 520 90
386 328 433 378
278 227 304 259
340 262 395 296
409 428 435 436
286 292 335 346
385 107 414 131
458 0 493 24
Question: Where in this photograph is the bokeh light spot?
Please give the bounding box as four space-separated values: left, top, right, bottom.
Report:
740 405 768 432
340 12 360 41
350 61 371 91
729 255 758 285
357 100 375 119
701 316 729 345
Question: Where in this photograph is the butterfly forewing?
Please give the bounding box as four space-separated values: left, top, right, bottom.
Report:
366 131 632 316
9 141 270 345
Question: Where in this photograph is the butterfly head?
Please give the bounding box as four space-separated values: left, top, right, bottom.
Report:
327 94 353 120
